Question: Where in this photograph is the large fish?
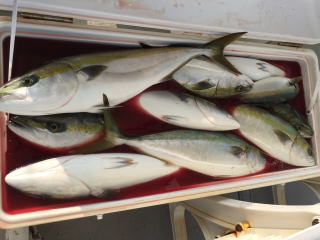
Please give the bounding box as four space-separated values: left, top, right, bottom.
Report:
226 56 285 81
0 32 246 115
232 105 315 167
265 103 313 138
172 57 253 98
240 76 300 104
8 113 105 150
75 99 266 178
5 153 179 199
137 90 240 131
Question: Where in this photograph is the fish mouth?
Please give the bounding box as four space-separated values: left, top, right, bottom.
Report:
298 125 314 138
0 87 27 101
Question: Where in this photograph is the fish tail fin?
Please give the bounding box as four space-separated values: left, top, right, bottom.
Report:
204 32 247 74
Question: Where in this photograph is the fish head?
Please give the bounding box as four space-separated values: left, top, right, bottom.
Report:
5 157 90 198
289 135 315 167
0 62 78 115
234 81 253 93
296 123 314 138
8 113 105 150
172 58 253 98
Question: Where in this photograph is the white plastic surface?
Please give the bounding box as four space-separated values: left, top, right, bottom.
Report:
170 195 320 240
0 20 319 228
0 0 320 44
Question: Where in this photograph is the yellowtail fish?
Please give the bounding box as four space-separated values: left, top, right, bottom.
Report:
233 105 314 167
240 76 300 103
8 113 105 150
5 153 179 199
264 103 313 138
74 95 266 178
226 57 285 81
137 90 240 131
172 57 253 98
0 32 246 115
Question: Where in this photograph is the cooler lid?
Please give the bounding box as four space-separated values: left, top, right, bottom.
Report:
0 0 320 44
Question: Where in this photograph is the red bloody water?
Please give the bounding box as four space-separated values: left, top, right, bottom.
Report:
1 37 305 214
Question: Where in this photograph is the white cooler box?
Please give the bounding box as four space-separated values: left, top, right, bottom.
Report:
0 0 320 228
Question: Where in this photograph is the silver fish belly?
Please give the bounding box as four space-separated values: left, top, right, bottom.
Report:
5 153 179 199
138 90 240 131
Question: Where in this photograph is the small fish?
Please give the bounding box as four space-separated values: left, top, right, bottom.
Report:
138 90 240 131
172 57 253 98
240 76 300 104
5 153 179 199
8 113 105 150
74 98 266 178
264 103 313 138
226 57 285 81
232 105 315 166
0 32 246 115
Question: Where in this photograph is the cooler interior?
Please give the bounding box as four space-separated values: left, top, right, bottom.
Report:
0 36 310 215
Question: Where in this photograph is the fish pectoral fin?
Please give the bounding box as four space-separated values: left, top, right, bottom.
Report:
91 188 120 198
162 115 187 123
139 42 154 48
105 157 136 169
273 129 292 143
190 80 215 90
77 65 108 81
175 92 191 102
230 146 245 158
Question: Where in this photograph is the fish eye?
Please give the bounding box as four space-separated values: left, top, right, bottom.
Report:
235 85 246 92
46 122 66 133
21 74 39 87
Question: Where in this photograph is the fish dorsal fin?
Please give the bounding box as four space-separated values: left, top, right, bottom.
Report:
101 94 127 146
230 146 245 158
77 65 108 81
70 94 124 154
190 80 215 90
103 93 109 107
273 129 291 143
